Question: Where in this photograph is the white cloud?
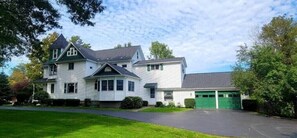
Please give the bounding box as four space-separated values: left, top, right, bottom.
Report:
7 0 297 74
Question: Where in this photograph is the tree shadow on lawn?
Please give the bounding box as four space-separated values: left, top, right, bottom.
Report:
0 110 138 138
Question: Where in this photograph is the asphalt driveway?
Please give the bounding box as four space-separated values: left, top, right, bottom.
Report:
0 106 296 138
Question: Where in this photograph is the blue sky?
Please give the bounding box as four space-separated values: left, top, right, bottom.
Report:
4 0 297 75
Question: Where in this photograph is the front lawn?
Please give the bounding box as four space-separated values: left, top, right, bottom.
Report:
141 107 192 112
0 110 222 138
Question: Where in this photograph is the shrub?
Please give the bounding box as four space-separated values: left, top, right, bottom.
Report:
167 101 175 108
142 101 148 106
242 99 258 111
155 101 163 107
53 99 65 106
0 99 4 106
16 92 31 103
84 98 92 107
280 102 295 118
120 96 143 109
184 98 195 108
44 99 53 106
132 96 143 108
34 91 49 104
65 99 80 106
121 97 134 109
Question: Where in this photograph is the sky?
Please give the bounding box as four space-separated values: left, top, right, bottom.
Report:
4 0 297 75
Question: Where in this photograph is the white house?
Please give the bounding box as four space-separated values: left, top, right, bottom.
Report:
39 35 244 109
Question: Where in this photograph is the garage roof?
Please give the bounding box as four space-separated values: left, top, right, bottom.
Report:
182 72 234 88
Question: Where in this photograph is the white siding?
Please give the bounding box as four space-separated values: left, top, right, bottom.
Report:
50 62 87 100
85 61 98 76
43 67 49 78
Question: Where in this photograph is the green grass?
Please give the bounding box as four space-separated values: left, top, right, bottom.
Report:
0 110 224 138
141 107 192 112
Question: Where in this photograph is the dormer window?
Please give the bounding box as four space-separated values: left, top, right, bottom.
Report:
52 49 58 59
67 47 77 56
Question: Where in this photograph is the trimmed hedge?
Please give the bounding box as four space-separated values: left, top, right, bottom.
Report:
65 99 80 106
52 99 65 106
155 101 163 107
120 96 143 109
142 101 148 106
84 98 92 107
0 99 4 106
44 99 53 106
242 99 257 111
184 98 195 108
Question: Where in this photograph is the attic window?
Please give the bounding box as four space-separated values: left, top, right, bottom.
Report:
67 47 77 56
53 49 58 59
104 67 112 72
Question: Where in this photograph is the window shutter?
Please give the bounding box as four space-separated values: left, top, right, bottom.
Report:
147 65 150 71
160 64 163 70
75 83 78 93
64 83 67 93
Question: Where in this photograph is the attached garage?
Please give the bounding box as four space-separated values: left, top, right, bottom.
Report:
195 91 216 109
218 91 241 109
182 72 242 109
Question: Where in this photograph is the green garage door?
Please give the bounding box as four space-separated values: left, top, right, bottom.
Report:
195 91 216 109
218 91 241 109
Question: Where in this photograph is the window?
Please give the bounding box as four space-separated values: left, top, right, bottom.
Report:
108 80 114 91
67 47 77 56
122 64 127 68
68 63 74 70
94 80 98 90
52 49 58 59
64 83 78 93
150 88 155 98
147 64 163 71
164 91 173 101
117 80 123 91
49 64 57 75
219 94 224 97
101 80 114 91
128 81 134 91
209 95 215 97
50 84 55 93
137 52 139 59
102 80 107 91
104 67 112 72
90 66 93 69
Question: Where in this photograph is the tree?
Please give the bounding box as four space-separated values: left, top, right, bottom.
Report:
232 16 297 117
0 0 105 66
114 42 132 48
26 32 59 80
69 36 91 48
9 64 32 103
0 72 10 99
149 41 174 59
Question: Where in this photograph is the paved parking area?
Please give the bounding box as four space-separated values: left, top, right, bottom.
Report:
0 106 296 137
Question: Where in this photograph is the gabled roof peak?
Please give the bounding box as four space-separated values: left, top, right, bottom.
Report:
49 34 68 50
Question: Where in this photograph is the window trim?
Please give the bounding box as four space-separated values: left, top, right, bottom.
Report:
52 49 58 59
67 47 78 56
64 82 78 94
164 91 173 101
68 63 74 70
101 80 114 91
116 80 124 91
150 88 155 98
128 81 135 92
50 84 55 93
49 64 57 75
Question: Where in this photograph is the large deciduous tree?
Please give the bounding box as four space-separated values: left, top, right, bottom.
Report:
25 32 59 80
0 72 11 99
70 36 91 48
0 0 105 66
149 41 174 59
233 16 297 117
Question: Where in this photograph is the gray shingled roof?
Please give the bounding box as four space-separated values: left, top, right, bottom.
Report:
75 45 97 61
135 57 185 65
108 63 139 78
94 46 140 62
182 72 234 88
49 35 68 50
